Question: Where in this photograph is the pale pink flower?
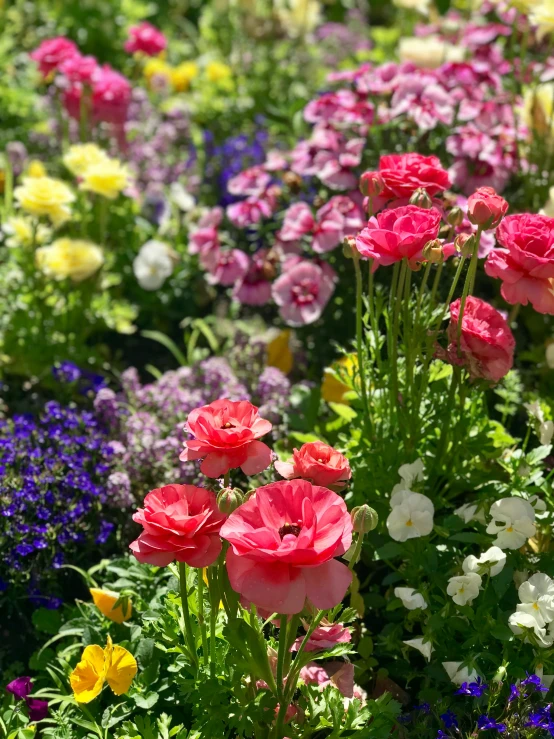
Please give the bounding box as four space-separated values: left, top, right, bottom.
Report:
233 250 272 306
272 260 336 326
227 166 271 197
206 249 250 286
279 203 315 242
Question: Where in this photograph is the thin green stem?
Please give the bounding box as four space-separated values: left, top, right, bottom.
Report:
275 616 289 700
197 570 209 668
432 370 460 476
178 562 198 669
390 259 407 429
414 260 431 333
348 533 365 571
428 261 443 315
456 228 482 353
353 252 372 433
207 567 218 679
368 260 382 373
223 471 230 488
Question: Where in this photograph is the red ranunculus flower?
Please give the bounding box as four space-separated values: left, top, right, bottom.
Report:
220 479 353 615
484 213 554 314
378 153 451 199
437 296 515 382
467 186 508 229
355 205 442 267
292 621 351 652
129 484 226 567
124 22 167 56
180 399 273 477
30 37 79 78
274 441 351 491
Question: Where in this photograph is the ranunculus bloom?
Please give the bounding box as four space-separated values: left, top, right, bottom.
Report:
378 153 451 199
220 479 353 614
129 484 226 567
484 213 554 314
124 23 167 56
467 186 508 228
91 66 132 124
275 441 351 491
59 53 99 85
30 37 78 77
355 205 442 267
292 621 351 652
437 296 515 383
179 399 273 477
272 260 335 326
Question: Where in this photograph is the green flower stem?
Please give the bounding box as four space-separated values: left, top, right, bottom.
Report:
283 614 301 676
352 251 372 433
367 260 382 373
414 260 431 339
389 259 407 430
178 562 198 670
223 471 230 488
97 196 108 245
275 615 289 701
207 567 218 679
348 532 365 571
197 569 209 669
428 260 443 318
456 227 483 353
283 610 326 706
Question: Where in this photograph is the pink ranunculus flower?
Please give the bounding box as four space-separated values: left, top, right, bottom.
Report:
30 37 78 77
275 441 352 491
91 66 132 124
355 205 442 267
228 166 271 198
59 53 99 84
124 22 167 56
484 213 554 314
180 399 273 477
378 153 451 199
467 186 508 229
205 248 249 286
437 296 515 382
272 260 336 326
220 479 353 614
292 621 351 652
279 203 315 242
129 484 226 567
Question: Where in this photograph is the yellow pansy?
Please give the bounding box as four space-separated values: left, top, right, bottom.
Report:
267 330 293 375
26 160 47 178
36 238 104 282
63 143 109 177
80 158 130 200
321 354 358 405
205 61 232 83
70 635 137 703
144 57 172 87
171 61 199 92
14 176 75 226
90 588 132 624
2 216 50 248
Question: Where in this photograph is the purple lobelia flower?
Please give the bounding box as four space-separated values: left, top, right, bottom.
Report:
477 715 506 732
456 677 488 697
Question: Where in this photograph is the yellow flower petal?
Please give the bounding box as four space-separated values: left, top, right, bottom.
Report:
105 645 138 696
70 645 106 703
90 588 132 624
267 330 293 375
321 354 358 405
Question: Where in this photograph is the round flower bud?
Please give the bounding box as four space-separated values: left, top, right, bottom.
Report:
283 171 303 193
217 487 244 515
467 186 508 229
351 505 378 534
454 232 476 258
342 235 356 259
359 170 385 198
447 206 464 227
422 239 444 264
409 187 433 209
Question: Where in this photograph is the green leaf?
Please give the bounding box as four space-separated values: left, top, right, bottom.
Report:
145 364 163 380
490 622 513 641
358 636 373 659
133 692 159 710
289 432 322 444
375 542 404 560
141 330 186 366
449 532 490 545
328 402 358 421
135 638 156 668
32 608 62 635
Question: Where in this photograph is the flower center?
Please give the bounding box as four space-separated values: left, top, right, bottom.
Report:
222 422 235 429
291 280 317 304
278 522 302 539
506 526 513 532
405 519 413 527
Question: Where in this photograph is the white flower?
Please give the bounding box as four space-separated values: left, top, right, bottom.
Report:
486 497 536 549
530 0 554 40
170 183 195 212
392 459 425 495
386 492 434 542
454 503 487 525
403 638 434 661
442 662 478 686
524 401 554 444
392 0 430 13
536 665 554 688
394 587 427 610
509 611 553 647
517 573 554 627
275 0 322 35
462 547 506 577
398 36 465 69
546 343 554 369
447 573 482 606
133 240 175 291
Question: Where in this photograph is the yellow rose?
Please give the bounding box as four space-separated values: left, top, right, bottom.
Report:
171 61 199 92
531 0 554 39
80 158 130 199
36 238 104 282
2 216 50 248
205 61 232 83
63 143 109 177
26 160 47 178
522 83 554 138
14 176 75 225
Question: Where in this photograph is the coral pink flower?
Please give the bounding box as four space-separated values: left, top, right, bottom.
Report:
279 203 315 242
272 260 336 326
205 248 249 286
180 399 273 477
437 296 515 382
467 186 508 228
220 479 353 614
228 166 271 198
233 250 272 306
378 153 451 199
91 66 132 124
292 621 351 652
30 37 78 77
124 22 167 56
355 205 442 267
300 661 354 698
129 484 226 567
484 213 554 314
275 441 351 491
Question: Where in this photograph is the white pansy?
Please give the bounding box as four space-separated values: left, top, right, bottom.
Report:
392 459 425 494
442 662 478 686
462 547 506 577
517 573 554 627
170 182 195 212
454 503 487 525
394 587 427 610
398 36 465 69
486 497 536 549
403 638 434 661
133 240 175 291
447 573 482 606
509 611 554 647
386 492 434 542
524 401 554 444
546 343 554 369
390 488 416 508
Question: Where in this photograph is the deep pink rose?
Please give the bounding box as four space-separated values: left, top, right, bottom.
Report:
467 186 508 228
355 205 442 267
30 37 78 77
484 213 554 314
275 441 351 491
220 479 353 614
437 296 515 382
272 260 336 326
124 23 167 56
129 484 226 567
180 399 273 477
378 153 451 199
292 621 351 652
91 66 132 124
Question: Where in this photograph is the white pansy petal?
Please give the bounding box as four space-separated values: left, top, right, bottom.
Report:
403 638 433 661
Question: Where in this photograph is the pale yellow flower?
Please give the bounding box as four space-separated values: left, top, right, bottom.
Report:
171 61 199 92
393 0 430 14
80 159 130 199
2 216 50 248
275 0 322 35
267 330 293 375
26 160 47 178
36 238 104 282
531 0 554 38
205 61 232 83
505 0 540 11
398 35 465 68
144 57 172 87
14 176 75 225
522 83 554 138
63 143 109 177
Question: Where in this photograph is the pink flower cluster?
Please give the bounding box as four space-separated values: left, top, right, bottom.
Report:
124 22 167 56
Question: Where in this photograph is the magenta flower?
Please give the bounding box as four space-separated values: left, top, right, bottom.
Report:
272 260 336 326
30 37 78 77
91 66 132 125
6 677 33 701
227 197 273 228
233 249 272 306
124 22 167 56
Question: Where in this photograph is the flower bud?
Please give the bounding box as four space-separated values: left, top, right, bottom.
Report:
283 171 303 193
422 239 444 264
467 186 508 229
454 232 476 258
446 206 464 227
359 170 385 198
409 187 433 209
342 235 356 259
351 504 378 534
217 487 244 515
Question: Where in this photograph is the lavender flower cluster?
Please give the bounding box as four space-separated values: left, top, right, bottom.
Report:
94 348 291 504
0 400 116 605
